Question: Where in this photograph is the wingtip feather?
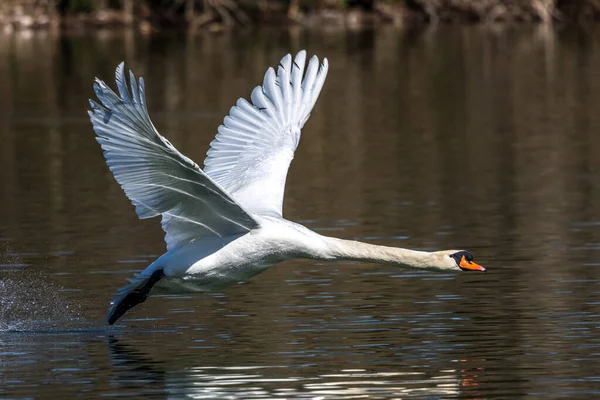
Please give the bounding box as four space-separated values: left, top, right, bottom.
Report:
279 54 292 71
294 50 307 67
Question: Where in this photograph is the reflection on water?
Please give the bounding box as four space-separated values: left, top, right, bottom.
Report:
1 25 600 397
108 336 473 398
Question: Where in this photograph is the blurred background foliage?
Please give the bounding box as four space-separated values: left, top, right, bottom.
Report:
2 0 600 30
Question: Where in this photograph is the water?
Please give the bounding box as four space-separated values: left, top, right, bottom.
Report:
1 25 600 397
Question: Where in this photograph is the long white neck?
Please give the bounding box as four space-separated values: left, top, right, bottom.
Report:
310 235 441 270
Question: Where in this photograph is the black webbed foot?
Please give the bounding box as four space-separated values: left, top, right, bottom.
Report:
107 269 165 325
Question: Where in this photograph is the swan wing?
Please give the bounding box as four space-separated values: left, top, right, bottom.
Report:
89 63 259 251
204 51 329 217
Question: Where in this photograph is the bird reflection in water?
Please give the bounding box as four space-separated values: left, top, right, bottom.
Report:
107 336 167 395
106 336 484 399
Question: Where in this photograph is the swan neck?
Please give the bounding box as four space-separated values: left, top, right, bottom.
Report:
319 236 435 269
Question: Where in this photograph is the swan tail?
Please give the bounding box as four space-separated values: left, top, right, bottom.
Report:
106 268 165 325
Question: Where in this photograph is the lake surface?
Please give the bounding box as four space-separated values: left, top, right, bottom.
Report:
1 25 600 398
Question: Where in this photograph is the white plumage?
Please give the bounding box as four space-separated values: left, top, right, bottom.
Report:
89 50 485 325
89 65 257 252
204 52 328 216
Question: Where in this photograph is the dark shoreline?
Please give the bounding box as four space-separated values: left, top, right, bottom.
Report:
3 2 600 33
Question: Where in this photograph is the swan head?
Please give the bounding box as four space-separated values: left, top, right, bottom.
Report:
436 250 486 272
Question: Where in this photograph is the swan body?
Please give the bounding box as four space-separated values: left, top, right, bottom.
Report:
88 51 486 325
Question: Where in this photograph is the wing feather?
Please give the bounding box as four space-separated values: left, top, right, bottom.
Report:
89 63 259 251
204 50 329 216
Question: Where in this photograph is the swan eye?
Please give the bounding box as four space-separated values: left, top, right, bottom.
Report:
449 251 475 265
450 251 486 272
449 251 466 264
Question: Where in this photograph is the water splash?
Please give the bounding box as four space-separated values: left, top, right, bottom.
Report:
0 242 83 332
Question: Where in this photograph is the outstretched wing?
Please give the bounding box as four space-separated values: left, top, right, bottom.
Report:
89 63 259 251
204 51 329 217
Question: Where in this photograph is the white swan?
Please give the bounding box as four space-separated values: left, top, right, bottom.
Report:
88 51 486 325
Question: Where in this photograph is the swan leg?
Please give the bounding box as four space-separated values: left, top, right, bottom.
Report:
107 268 165 325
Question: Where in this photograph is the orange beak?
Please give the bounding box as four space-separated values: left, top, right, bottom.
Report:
459 256 486 272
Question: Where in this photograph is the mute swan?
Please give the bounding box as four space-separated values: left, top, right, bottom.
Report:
88 51 486 325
